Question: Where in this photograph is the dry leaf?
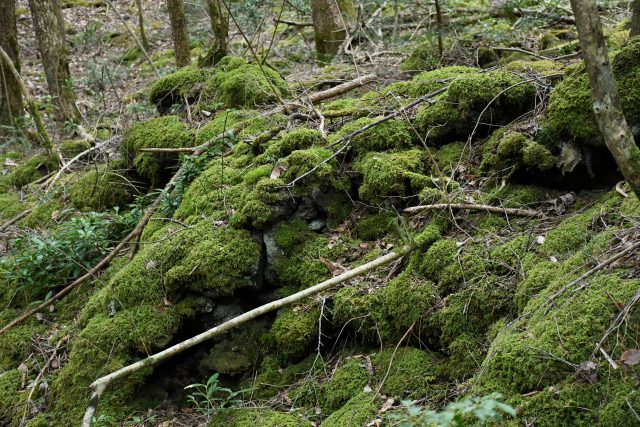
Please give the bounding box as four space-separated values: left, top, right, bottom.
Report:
621 349 640 367
616 181 629 198
270 165 288 179
359 242 369 249
3 158 17 167
379 397 395 413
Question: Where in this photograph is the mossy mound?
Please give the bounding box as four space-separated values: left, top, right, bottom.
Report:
329 117 413 154
271 304 320 363
203 57 290 109
59 139 91 158
416 69 537 145
149 65 211 112
0 154 58 189
208 408 312 426
69 163 132 211
321 392 379 427
0 192 27 221
543 37 640 147
480 129 555 175
121 115 194 184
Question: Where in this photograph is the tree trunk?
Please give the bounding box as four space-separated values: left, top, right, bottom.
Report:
201 0 228 65
166 0 191 68
570 0 640 196
28 0 80 124
310 0 356 59
631 0 640 38
135 0 149 48
0 0 24 139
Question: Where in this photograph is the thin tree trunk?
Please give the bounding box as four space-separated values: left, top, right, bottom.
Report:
310 0 356 59
166 0 191 68
28 0 80 124
631 0 640 38
201 0 228 65
569 0 640 196
135 0 149 48
0 0 23 139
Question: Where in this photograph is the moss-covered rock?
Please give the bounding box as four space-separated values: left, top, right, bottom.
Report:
203 57 290 109
408 66 478 98
121 115 194 184
0 192 26 221
259 128 324 161
1 154 57 189
480 129 555 175
321 392 379 427
323 358 371 412
271 304 319 363
208 408 312 426
60 139 91 158
372 347 438 398
329 117 413 154
0 369 23 422
69 163 132 211
149 65 211 112
355 212 398 240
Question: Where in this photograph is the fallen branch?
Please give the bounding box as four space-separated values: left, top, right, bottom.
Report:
283 74 377 114
0 208 34 232
404 203 544 218
81 244 413 426
489 46 551 61
46 140 110 193
0 130 236 337
138 147 199 153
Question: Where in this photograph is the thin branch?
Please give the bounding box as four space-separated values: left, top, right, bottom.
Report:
81 245 413 426
0 208 34 232
489 46 552 61
404 203 544 218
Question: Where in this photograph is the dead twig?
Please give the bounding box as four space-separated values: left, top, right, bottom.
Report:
404 203 544 218
0 208 34 232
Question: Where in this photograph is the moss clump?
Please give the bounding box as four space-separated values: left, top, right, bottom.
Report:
260 128 324 160
329 117 413 154
252 355 320 399
271 305 319 362
323 358 371 412
149 65 211 110
434 141 466 173
408 66 478 98
199 321 266 375
208 408 312 426
322 392 379 427
540 208 597 258
416 239 460 288
401 38 447 71
372 347 438 398
0 369 22 422
355 149 429 203
544 38 640 146
203 58 290 108
504 59 564 76
1 154 57 189
0 311 44 370
60 139 91 158
121 115 194 183
69 164 131 210
21 199 63 228
416 70 536 145
481 130 555 174
355 212 398 240
195 109 286 147
0 193 26 220
231 178 291 229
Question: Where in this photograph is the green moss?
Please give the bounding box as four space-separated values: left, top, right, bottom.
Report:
414 99 462 145
271 304 319 362
253 355 320 399
504 59 564 76
408 66 478 98
354 149 428 203
355 212 398 240
480 183 548 209
489 236 527 274
149 65 211 107
60 139 91 158
0 192 26 220
514 260 559 313
203 58 290 109
231 178 290 229
243 164 273 185
260 128 324 160
0 311 44 370
401 38 446 71
69 164 131 211
121 115 194 183
208 408 312 426
323 359 371 412
417 239 460 285
540 208 597 258
329 117 412 154
0 369 22 422
1 154 57 189
372 347 437 397
195 109 285 146
321 392 379 427
21 199 63 228
434 142 466 173
481 130 555 174
199 321 266 375
322 98 360 117
442 333 485 380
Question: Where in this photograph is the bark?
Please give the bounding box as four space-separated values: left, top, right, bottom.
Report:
166 0 191 68
28 0 80 124
0 0 24 138
310 0 356 58
631 0 640 38
201 0 228 65
135 0 149 48
570 0 640 197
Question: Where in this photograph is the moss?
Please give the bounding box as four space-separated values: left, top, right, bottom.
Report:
477 274 639 394
489 236 527 274
372 347 437 398
504 59 564 76
401 38 446 71
0 192 26 220
414 99 462 145
121 115 194 183
60 139 91 158
243 164 273 185
322 98 360 117
195 109 286 146
280 148 338 191
203 58 290 109
69 164 131 211
355 149 428 203
408 66 478 98
442 333 485 380
0 369 22 422
0 311 44 370
434 141 466 173
480 183 548 209
329 117 412 154
321 392 379 427
1 154 57 189
231 178 291 229
355 212 398 240
260 128 324 160
323 359 371 412
199 321 266 375
477 47 499 67
208 408 312 426
481 130 555 174
252 355 320 399
417 239 460 285
514 260 559 313
21 199 63 228
149 65 211 108
271 305 319 363
540 208 597 258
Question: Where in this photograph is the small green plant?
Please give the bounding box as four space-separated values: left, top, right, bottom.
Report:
184 373 252 417
389 393 516 427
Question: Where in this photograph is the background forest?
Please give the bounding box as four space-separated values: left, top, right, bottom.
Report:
0 0 640 426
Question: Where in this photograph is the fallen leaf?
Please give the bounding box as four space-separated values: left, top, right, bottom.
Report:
3 158 17 167
379 397 395 413
621 349 640 367
320 257 346 276
616 181 629 198
270 165 288 179
536 235 545 245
